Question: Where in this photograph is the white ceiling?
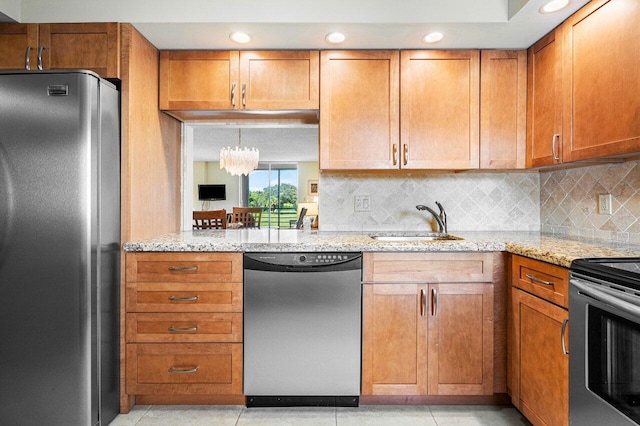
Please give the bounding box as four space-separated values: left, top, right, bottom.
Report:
192 125 319 163
3 0 591 49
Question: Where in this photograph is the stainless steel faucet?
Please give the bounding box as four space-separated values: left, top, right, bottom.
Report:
416 202 447 234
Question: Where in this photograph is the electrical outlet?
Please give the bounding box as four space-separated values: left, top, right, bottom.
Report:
354 195 371 212
598 193 612 215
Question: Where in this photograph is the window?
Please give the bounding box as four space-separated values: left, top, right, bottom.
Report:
248 164 298 228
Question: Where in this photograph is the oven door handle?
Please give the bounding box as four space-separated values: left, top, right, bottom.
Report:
572 279 640 320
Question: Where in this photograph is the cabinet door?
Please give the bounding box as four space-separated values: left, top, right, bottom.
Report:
39 23 120 78
428 283 494 395
562 0 640 162
0 23 38 70
400 50 479 169
320 50 400 170
362 284 428 395
159 50 239 110
526 30 563 167
239 51 319 110
512 288 569 426
480 50 527 169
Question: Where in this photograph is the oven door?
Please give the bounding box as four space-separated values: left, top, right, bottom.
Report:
570 275 640 425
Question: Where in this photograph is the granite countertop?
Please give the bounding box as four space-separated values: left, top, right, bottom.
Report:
123 230 640 268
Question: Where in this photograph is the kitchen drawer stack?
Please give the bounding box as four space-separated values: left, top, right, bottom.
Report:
125 253 243 403
510 255 569 426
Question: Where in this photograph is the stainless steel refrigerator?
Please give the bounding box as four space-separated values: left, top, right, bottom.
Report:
0 71 120 426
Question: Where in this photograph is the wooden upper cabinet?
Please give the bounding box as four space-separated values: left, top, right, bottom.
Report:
0 24 38 70
320 50 400 170
39 23 120 78
159 50 319 111
561 0 640 162
527 29 563 167
160 51 238 110
480 50 527 169
0 23 119 78
239 51 319 109
400 50 480 169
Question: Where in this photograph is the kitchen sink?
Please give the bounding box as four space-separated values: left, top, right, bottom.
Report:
369 234 463 242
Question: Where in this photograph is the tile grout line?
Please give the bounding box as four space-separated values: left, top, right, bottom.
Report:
133 405 152 426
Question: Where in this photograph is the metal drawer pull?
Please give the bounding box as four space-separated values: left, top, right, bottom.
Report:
241 83 246 107
403 144 408 166
37 45 45 70
168 366 199 374
168 325 198 332
420 289 426 317
231 83 236 107
168 266 198 272
525 274 554 287
551 134 560 161
168 295 199 302
25 46 32 70
561 318 569 355
392 144 398 165
431 288 437 316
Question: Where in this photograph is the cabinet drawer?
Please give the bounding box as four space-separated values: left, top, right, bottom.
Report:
511 255 568 308
126 252 242 283
126 343 242 395
126 281 242 313
363 252 494 283
126 313 242 343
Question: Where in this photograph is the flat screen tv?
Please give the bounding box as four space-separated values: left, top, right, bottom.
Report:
198 184 226 201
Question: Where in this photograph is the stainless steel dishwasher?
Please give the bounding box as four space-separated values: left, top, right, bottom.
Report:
243 252 362 407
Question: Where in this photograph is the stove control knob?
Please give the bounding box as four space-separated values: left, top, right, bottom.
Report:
299 255 307 262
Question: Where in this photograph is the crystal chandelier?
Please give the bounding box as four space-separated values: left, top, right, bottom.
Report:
219 129 259 176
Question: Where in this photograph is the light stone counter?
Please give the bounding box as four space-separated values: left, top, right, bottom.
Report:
123 230 640 268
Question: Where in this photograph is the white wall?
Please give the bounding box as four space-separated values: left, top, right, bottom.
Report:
193 161 241 212
0 0 20 20
297 162 319 202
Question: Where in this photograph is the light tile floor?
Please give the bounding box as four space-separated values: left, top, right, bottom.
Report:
110 405 532 425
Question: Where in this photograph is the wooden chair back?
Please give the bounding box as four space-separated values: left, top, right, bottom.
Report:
232 207 263 228
193 209 227 229
295 207 308 229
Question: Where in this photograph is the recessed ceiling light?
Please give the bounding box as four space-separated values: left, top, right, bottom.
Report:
423 32 444 43
229 32 252 44
325 32 346 44
539 0 570 13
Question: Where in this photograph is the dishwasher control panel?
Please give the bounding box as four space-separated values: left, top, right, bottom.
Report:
298 253 352 264
244 252 362 268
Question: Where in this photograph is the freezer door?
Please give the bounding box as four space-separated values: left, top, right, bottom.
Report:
0 72 117 426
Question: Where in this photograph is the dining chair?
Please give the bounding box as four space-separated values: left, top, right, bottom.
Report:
289 207 308 229
231 207 263 228
193 209 227 229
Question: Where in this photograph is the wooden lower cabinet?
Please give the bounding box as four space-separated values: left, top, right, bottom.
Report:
511 288 568 426
362 252 498 397
125 252 244 403
362 283 494 396
126 343 242 395
510 255 569 426
362 284 428 395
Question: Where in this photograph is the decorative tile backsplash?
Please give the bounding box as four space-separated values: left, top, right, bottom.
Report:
319 172 541 232
540 160 640 244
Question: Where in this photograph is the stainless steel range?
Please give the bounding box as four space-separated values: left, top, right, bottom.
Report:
570 258 640 425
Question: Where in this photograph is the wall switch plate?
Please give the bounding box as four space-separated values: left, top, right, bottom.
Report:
354 195 371 212
598 193 612 215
